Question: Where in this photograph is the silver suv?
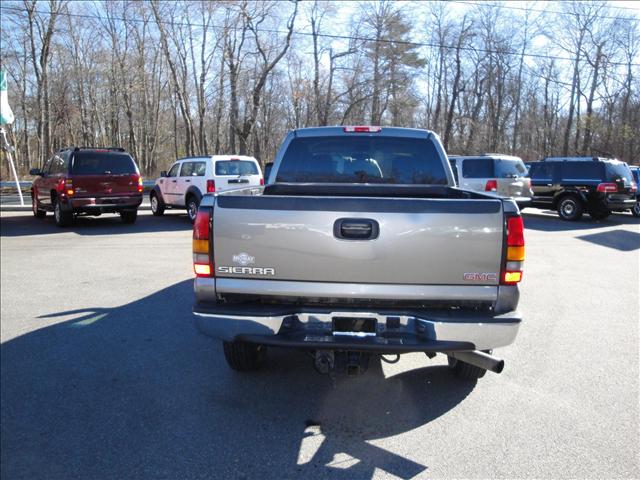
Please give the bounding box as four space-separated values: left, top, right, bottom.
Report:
449 154 533 207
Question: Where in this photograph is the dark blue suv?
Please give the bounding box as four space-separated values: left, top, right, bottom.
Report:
527 157 637 221
630 166 640 217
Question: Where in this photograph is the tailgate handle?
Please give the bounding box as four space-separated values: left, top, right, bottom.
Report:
334 218 379 240
228 179 249 184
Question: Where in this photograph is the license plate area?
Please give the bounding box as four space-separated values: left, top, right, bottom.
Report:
332 317 377 337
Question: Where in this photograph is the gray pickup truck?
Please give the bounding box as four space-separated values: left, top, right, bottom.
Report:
192 126 524 379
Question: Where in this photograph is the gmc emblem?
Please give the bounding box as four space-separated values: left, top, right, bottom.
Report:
463 272 498 282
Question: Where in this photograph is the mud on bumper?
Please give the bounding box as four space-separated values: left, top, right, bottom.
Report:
193 302 521 352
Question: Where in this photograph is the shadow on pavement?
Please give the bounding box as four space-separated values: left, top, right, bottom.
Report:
0 211 192 237
522 210 639 232
1 280 475 479
576 229 640 252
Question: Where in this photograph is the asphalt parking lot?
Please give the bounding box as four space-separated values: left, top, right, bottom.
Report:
1 209 639 479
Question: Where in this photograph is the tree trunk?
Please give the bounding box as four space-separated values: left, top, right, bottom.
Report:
581 44 602 154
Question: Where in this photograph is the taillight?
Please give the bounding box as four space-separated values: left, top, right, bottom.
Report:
57 178 73 196
206 179 216 193
193 209 213 277
507 216 525 246
502 215 525 285
630 182 637 192
65 178 74 196
597 182 617 193
137 175 143 193
260 178 265 186
343 126 382 133
485 179 498 192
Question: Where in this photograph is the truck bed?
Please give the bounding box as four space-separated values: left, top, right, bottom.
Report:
204 184 517 311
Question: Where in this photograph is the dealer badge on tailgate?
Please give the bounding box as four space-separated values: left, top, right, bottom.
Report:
218 252 275 275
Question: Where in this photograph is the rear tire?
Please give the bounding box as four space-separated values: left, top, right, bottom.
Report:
54 200 73 227
120 209 138 224
557 195 583 221
150 192 165 216
32 195 46 218
187 195 199 224
223 341 266 371
447 352 488 380
632 202 640 218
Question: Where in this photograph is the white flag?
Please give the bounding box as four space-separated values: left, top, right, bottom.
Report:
0 70 15 125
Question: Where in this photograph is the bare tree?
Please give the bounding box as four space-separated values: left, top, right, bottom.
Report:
24 0 65 165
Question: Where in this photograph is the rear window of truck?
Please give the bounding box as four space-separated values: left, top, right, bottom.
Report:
215 161 258 176
71 152 137 175
276 136 448 184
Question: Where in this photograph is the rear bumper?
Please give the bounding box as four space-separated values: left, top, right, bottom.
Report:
604 198 636 210
193 301 522 352
64 195 143 211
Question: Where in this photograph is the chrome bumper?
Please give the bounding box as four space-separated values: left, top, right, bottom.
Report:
68 196 143 209
193 304 521 351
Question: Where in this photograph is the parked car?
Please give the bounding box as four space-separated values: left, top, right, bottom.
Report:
150 155 263 222
448 154 533 207
30 147 143 227
630 166 640 217
193 126 524 380
527 157 637 220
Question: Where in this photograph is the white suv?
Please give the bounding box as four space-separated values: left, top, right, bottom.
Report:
150 155 263 222
448 154 533 207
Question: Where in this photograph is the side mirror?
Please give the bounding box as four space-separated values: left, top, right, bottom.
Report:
160 170 167 177
29 168 43 176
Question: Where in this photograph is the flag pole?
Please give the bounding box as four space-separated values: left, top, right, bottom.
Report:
0 126 24 206
0 69 23 205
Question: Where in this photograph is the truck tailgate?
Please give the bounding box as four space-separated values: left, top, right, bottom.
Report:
213 195 503 287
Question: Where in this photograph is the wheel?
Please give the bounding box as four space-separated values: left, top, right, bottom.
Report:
186 195 200 224
557 195 583 221
150 192 165 216
223 341 266 371
632 202 640 218
588 208 611 220
120 209 138 224
448 352 488 380
53 199 73 227
32 194 46 218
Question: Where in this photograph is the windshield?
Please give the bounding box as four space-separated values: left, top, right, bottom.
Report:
72 152 137 175
215 160 258 176
495 159 527 178
276 136 448 184
605 163 634 184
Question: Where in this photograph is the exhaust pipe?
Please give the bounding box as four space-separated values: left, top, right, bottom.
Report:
448 350 505 374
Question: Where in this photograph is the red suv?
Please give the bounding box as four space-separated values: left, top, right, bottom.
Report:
30 147 143 226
